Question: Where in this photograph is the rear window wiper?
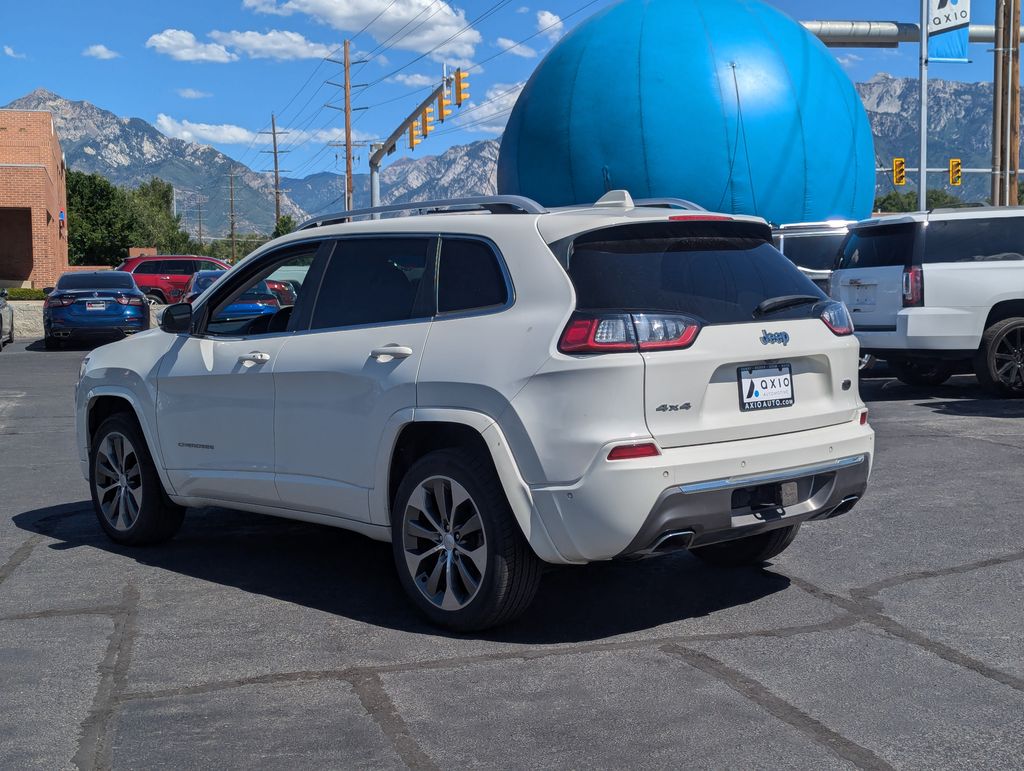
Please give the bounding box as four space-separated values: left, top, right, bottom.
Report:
753 295 822 318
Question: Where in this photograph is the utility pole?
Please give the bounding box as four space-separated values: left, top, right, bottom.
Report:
1011 0 1021 204
228 173 237 262
197 197 204 246
994 0 1006 205
259 114 289 224
325 42 368 210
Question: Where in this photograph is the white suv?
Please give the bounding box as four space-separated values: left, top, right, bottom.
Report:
76 191 874 631
831 208 1024 393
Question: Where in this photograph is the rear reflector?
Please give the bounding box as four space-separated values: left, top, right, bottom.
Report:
859 410 869 425
559 313 701 354
607 443 661 461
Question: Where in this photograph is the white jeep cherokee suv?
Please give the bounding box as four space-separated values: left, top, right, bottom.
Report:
76 191 874 631
832 207 1024 393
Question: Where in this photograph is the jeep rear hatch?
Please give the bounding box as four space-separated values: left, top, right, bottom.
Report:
557 220 862 448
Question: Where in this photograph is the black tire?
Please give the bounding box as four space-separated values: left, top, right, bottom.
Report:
145 293 164 306
43 335 61 351
890 357 954 387
391 448 542 632
89 414 185 546
691 524 800 568
974 317 1024 397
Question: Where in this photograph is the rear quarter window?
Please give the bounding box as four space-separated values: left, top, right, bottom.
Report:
779 232 847 271
924 217 1024 263
837 223 917 269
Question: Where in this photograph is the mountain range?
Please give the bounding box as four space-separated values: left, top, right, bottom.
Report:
2 76 1013 234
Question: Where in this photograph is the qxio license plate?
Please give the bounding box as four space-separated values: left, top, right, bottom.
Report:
739 364 794 412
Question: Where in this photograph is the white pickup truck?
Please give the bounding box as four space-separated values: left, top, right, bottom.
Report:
831 208 1024 394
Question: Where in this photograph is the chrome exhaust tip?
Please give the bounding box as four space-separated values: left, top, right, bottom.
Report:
828 495 860 518
633 529 696 558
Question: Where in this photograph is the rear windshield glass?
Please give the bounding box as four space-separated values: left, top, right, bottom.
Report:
564 222 825 325
924 217 1024 263
56 273 136 290
780 232 846 271
836 224 916 269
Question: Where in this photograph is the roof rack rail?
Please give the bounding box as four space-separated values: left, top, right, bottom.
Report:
633 197 706 212
297 195 547 230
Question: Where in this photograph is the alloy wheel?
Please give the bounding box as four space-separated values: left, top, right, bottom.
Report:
401 476 487 612
993 325 1024 390
94 431 143 531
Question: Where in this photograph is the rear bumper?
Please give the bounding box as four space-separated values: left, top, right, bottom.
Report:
854 307 982 354
528 419 874 563
46 316 149 338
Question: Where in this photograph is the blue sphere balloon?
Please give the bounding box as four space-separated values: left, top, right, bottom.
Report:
497 0 876 224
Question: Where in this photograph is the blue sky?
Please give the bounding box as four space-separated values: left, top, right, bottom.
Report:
0 0 1003 179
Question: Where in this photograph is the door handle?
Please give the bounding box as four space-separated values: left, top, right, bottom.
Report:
239 351 271 364
370 345 413 361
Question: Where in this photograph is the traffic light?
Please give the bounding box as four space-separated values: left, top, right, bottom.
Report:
409 122 421 150
454 68 470 107
421 105 435 137
949 158 963 186
893 157 906 186
437 88 453 123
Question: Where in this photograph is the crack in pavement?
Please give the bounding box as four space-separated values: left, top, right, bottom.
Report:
348 671 439 771
0 605 123 622
849 550 1024 603
661 643 893 771
0 535 43 588
72 584 140 771
789 575 1024 694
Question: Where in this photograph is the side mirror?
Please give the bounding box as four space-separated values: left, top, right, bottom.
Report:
42 287 54 295
160 302 193 334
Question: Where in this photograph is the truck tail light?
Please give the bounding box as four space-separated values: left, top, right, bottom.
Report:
902 265 923 307
559 313 701 354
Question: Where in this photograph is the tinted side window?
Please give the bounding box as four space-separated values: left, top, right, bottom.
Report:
197 259 224 271
163 260 196 275
837 224 917 269
133 261 163 275
310 238 433 329
925 218 1024 263
438 239 508 313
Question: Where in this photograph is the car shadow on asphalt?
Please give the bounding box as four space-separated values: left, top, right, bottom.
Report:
23 338 108 353
12 501 790 644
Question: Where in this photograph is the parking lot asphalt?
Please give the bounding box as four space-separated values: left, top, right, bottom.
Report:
1 339 1023 770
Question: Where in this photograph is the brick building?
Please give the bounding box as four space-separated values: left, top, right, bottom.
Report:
0 110 69 289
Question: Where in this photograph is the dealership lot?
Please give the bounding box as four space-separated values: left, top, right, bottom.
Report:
1 340 1023 770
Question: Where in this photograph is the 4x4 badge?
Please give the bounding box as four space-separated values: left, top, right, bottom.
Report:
760 330 790 346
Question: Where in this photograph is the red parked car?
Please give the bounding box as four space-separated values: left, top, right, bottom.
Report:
116 255 230 305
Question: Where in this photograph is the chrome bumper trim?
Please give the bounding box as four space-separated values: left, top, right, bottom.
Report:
679 454 866 495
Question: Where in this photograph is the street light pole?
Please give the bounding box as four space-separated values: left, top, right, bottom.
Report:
920 0 929 211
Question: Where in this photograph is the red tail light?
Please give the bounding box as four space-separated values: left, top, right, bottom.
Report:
116 295 145 306
559 313 701 354
859 409 869 425
902 265 923 307
820 301 854 336
607 442 661 460
45 295 76 308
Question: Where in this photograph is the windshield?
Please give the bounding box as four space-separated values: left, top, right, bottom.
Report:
564 222 825 324
56 273 136 290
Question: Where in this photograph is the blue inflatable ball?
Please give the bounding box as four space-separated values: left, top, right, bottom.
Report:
497 0 876 225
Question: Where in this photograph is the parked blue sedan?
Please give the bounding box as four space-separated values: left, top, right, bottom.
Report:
43 271 149 349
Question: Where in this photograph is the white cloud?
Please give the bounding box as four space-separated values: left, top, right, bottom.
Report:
536 10 564 42
836 53 863 69
391 73 435 87
146 29 237 63
516 6 530 13
82 44 120 60
495 37 536 58
465 82 524 134
176 87 212 99
247 0 482 62
209 29 337 60
155 114 371 147
3 45 26 59
156 114 257 144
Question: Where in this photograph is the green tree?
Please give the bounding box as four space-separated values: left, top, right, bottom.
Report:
272 215 296 238
874 189 964 213
66 170 134 265
128 178 194 255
